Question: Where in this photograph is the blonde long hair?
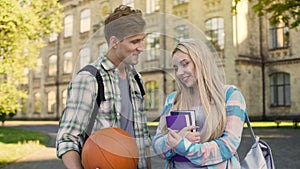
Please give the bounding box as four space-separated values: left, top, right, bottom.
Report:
172 39 226 142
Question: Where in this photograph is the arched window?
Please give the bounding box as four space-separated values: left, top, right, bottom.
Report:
49 21 58 42
49 55 57 76
80 47 90 69
123 0 134 7
173 0 189 6
270 72 290 106
48 91 56 114
64 15 73 37
64 51 73 74
146 0 160 13
174 25 189 42
205 17 224 51
80 9 91 33
34 92 41 114
145 81 159 110
146 32 160 61
34 57 42 78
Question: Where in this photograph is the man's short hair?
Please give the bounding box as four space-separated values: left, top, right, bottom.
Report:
104 5 146 42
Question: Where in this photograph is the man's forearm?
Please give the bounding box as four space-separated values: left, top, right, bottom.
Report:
62 150 83 169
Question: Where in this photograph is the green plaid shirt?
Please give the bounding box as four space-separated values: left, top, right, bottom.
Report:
56 56 150 168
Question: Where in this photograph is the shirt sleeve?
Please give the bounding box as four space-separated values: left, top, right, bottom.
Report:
174 87 246 166
152 92 177 159
56 72 98 158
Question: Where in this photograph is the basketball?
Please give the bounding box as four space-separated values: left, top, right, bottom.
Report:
81 127 139 169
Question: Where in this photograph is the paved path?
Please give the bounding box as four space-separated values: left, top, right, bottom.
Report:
1 121 300 169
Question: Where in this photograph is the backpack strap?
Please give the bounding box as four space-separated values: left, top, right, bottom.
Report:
78 65 105 106
78 65 105 145
131 68 145 96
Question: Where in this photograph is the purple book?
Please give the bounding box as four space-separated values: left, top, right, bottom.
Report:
166 114 190 131
165 114 191 162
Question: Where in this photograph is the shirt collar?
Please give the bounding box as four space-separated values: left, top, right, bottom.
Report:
99 56 134 73
99 55 116 71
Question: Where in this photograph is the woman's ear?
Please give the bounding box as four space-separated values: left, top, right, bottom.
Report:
109 36 119 48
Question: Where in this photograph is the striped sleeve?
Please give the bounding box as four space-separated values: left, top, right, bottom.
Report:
174 86 246 166
56 71 98 158
152 92 177 159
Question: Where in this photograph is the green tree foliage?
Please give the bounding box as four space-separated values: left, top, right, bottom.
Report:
233 0 300 29
0 0 63 118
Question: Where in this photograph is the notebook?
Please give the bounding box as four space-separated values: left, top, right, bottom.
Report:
166 110 196 162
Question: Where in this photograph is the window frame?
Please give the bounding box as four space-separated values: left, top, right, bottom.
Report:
268 21 289 50
270 72 291 107
63 51 73 74
146 0 160 13
80 9 91 33
80 47 91 69
47 91 56 114
64 14 73 38
174 25 189 43
173 0 189 6
205 17 225 52
145 81 159 110
146 32 160 61
48 55 57 76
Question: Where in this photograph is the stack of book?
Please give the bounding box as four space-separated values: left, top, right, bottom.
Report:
165 110 196 162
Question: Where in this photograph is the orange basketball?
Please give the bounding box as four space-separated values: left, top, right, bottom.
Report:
81 127 139 169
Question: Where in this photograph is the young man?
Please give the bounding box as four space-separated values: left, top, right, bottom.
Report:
56 5 151 169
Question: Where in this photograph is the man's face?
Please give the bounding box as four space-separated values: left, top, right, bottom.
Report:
115 33 146 65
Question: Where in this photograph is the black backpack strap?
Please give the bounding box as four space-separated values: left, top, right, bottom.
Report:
78 65 105 106
78 65 105 145
131 68 145 96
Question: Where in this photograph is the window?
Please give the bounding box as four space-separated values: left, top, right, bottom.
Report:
48 91 56 114
145 81 159 110
34 92 41 114
99 43 108 58
49 55 57 76
80 9 91 33
63 51 73 74
146 0 160 13
64 15 73 38
174 25 189 42
80 48 90 69
146 32 160 61
35 57 42 78
173 0 189 5
123 0 134 7
49 22 58 42
270 73 290 107
49 32 58 42
269 20 289 50
205 17 224 51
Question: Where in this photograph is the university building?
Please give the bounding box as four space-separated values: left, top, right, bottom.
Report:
17 0 300 122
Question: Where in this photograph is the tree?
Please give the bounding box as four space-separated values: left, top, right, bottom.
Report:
0 0 63 122
232 0 300 29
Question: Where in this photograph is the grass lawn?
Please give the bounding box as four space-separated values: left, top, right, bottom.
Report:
0 127 50 165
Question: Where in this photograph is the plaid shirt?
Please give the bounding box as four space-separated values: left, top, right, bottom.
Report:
152 85 246 169
56 56 150 168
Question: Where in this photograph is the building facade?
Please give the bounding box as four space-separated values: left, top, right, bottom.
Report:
17 0 300 121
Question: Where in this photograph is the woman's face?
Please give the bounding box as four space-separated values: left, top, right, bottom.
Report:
172 50 197 88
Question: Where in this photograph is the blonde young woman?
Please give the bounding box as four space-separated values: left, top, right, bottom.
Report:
152 39 247 169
